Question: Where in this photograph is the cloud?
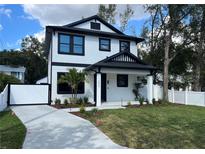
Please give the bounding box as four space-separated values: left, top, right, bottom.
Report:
34 30 45 42
22 4 149 27
0 24 3 31
0 8 12 18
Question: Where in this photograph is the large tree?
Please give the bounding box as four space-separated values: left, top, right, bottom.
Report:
119 5 134 32
98 4 117 24
0 35 47 83
188 5 205 91
142 5 193 100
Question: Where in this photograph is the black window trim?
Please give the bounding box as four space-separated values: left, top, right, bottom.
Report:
90 22 101 30
57 72 85 94
117 74 128 87
99 38 111 51
119 40 130 52
58 33 85 56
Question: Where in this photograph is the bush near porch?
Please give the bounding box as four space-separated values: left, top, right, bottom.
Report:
0 110 26 149
74 103 205 148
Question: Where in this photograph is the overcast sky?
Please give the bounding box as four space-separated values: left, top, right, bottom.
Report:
0 4 149 50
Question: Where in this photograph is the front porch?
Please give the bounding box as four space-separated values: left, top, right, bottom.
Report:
94 71 154 107
84 51 156 107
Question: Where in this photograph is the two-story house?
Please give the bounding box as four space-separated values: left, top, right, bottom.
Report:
45 15 156 106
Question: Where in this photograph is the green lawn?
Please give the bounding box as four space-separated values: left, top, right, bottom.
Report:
0 110 26 149
79 104 205 148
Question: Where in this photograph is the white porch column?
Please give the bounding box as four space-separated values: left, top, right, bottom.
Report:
147 75 153 103
96 73 101 107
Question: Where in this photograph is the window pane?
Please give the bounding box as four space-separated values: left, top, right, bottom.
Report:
74 36 83 45
73 45 83 54
60 35 70 44
100 39 110 50
101 44 109 50
120 41 129 52
117 75 128 87
60 44 70 53
100 39 109 45
57 73 84 94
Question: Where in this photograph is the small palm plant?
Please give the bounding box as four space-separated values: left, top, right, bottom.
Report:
58 68 86 101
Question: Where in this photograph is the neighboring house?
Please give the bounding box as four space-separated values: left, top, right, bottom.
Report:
0 65 25 82
45 15 156 106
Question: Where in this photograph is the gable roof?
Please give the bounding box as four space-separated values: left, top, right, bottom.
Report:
63 15 124 35
85 51 157 71
45 15 145 54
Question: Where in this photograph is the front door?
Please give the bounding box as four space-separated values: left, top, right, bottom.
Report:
101 73 107 102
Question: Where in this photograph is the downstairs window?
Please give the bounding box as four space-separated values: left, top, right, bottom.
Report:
57 72 84 94
117 74 128 87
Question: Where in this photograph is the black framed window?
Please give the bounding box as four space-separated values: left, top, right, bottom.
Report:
117 74 128 87
58 33 84 55
120 41 130 52
73 36 84 54
57 72 84 94
99 38 111 51
59 34 70 53
90 22 101 30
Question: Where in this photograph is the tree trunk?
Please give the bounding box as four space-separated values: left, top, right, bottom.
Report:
163 59 169 100
192 7 205 91
163 30 172 101
192 64 201 91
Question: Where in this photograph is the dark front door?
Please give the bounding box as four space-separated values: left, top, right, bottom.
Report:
101 73 107 102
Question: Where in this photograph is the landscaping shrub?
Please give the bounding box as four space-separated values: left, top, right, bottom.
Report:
127 101 132 107
158 99 162 104
79 105 86 113
138 96 145 106
145 98 149 105
152 98 156 104
77 97 84 105
91 108 98 115
83 96 89 104
64 99 68 106
54 98 61 105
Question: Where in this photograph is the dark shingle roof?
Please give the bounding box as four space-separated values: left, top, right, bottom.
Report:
63 15 124 35
85 51 157 71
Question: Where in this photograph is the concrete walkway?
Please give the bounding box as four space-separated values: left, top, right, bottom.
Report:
11 105 123 149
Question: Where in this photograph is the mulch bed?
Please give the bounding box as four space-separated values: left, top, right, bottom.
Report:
50 102 95 109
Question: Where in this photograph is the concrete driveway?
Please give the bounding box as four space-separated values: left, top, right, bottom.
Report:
11 105 123 149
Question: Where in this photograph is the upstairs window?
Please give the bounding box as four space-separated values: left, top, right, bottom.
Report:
99 38 111 51
73 36 84 54
58 33 84 55
90 22 101 30
120 41 130 52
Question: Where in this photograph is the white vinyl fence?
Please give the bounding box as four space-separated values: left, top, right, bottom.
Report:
0 85 8 111
168 89 205 107
140 85 205 107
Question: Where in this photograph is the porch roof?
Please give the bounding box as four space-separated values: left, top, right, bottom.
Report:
85 51 157 71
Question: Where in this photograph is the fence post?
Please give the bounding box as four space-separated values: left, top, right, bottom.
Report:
204 92 205 107
7 83 10 106
185 87 188 105
171 87 174 103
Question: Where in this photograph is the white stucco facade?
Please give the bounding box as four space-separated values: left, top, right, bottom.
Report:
51 32 138 64
47 15 154 106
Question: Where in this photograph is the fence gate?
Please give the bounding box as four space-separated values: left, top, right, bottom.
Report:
8 84 51 106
